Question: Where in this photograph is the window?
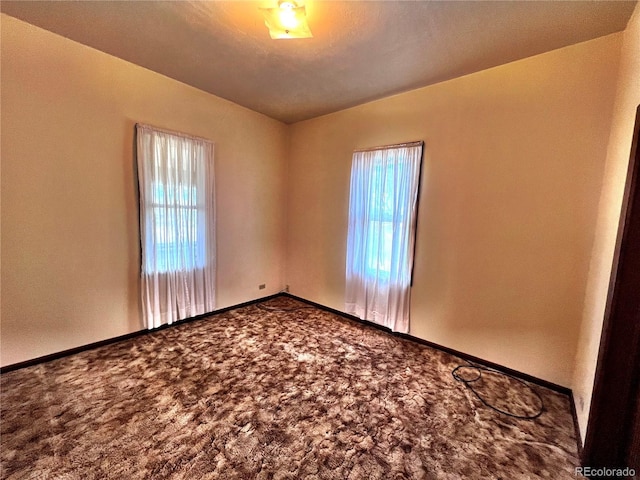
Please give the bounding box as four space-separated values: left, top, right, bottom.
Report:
364 160 401 279
146 175 203 274
345 142 423 333
136 124 216 328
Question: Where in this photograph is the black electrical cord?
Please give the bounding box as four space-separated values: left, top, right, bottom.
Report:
258 300 544 419
452 363 544 420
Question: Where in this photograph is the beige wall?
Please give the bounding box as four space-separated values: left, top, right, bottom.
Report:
572 4 640 440
286 34 622 387
0 15 288 367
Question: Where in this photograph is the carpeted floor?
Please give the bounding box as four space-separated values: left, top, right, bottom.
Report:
1 296 581 479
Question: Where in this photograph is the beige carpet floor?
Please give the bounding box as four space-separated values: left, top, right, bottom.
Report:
1 296 581 479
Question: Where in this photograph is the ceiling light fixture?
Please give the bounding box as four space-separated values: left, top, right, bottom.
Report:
261 0 313 39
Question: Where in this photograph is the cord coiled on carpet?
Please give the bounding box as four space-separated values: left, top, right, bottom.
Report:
452 363 544 420
260 300 545 420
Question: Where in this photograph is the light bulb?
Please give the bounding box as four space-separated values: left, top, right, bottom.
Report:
279 8 299 30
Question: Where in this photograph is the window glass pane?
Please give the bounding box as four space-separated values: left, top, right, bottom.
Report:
145 176 204 273
365 220 393 277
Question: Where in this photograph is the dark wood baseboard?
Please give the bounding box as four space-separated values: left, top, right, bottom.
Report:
282 292 571 395
2 290 584 456
569 390 584 456
3 291 572 396
3 291 575 394
0 293 282 374
283 292 584 456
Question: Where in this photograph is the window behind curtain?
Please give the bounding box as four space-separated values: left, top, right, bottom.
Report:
146 159 205 274
345 142 423 333
136 124 216 329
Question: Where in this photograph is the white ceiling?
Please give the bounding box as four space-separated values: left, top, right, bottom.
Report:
2 1 636 124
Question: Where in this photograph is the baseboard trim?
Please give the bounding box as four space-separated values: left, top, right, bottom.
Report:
2 291 583 456
1 290 574 398
285 292 584 460
0 293 282 374
282 292 572 395
569 391 584 456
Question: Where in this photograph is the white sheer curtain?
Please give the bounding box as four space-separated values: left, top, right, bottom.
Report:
345 142 423 333
136 124 216 329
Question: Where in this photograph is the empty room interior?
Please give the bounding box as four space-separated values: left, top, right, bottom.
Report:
1 1 639 478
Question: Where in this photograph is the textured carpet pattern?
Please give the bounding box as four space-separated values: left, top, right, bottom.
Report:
1 297 580 479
